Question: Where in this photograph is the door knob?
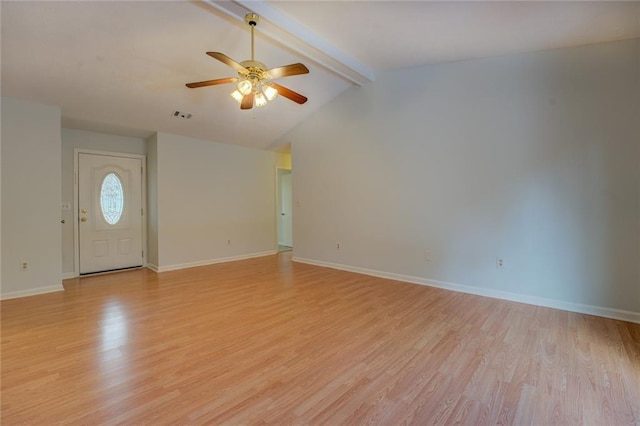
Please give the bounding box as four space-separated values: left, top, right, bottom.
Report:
81 208 87 213
80 217 87 222
281 213 285 216
61 219 66 224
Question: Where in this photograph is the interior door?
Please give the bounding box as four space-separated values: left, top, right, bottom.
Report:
78 153 143 274
279 169 293 247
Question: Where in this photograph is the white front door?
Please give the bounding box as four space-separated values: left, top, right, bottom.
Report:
78 153 143 274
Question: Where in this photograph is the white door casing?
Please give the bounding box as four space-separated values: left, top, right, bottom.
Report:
78 153 144 274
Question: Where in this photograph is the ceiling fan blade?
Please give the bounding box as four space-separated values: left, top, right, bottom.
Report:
241 92 254 110
266 63 309 79
185 77 237 88
270 83 308 105
207 52 248 74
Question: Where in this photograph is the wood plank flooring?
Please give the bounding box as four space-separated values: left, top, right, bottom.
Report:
2 252 639 424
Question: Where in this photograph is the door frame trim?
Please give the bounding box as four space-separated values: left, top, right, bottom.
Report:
74 149 147 277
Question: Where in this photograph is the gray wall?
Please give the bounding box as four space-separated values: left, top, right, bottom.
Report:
149 132 278 271
285 39 640 319
146 133 159 267
1 97 63 298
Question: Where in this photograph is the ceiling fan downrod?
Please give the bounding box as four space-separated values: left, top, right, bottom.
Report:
245 13 259 62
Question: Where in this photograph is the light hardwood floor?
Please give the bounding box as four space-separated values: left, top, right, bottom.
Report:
2 252 639 424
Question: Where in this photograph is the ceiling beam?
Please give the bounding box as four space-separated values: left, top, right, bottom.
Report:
202 0 375 86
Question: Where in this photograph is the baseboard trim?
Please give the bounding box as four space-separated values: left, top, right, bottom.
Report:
146 263 159 273
153 250 278 273
292 257 640 325
1 284 66 301
62 272 76 280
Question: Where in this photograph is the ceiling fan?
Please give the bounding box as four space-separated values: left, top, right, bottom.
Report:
186 13 309 110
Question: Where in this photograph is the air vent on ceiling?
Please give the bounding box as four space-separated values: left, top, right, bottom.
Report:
172 110 192 119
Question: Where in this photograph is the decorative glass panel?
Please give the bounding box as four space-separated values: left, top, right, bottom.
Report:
100 173 124 225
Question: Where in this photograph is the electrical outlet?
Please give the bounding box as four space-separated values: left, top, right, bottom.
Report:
336 242 341 250
20 261 28 271
496 258 504 269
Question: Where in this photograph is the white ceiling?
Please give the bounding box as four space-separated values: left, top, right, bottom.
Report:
2 1 638 150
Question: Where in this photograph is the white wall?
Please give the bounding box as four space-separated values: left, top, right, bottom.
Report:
61 128 147 275
151 132 278 271
286 39 640 321
1 97 63 298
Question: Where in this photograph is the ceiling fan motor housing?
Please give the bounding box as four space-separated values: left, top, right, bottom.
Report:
240 60 266 69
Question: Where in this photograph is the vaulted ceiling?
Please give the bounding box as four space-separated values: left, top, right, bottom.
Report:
2 1 638 150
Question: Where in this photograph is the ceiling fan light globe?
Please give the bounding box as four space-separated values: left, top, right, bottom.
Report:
230 90 244 103
237 79 253 96
263 84 278 101
255 92 268 107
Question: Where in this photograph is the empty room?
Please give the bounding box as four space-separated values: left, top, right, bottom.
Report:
1 1 639 424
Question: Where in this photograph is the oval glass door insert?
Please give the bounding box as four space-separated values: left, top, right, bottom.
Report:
100 173 124 225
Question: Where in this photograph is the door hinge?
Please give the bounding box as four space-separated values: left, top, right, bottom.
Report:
141 208 144 216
